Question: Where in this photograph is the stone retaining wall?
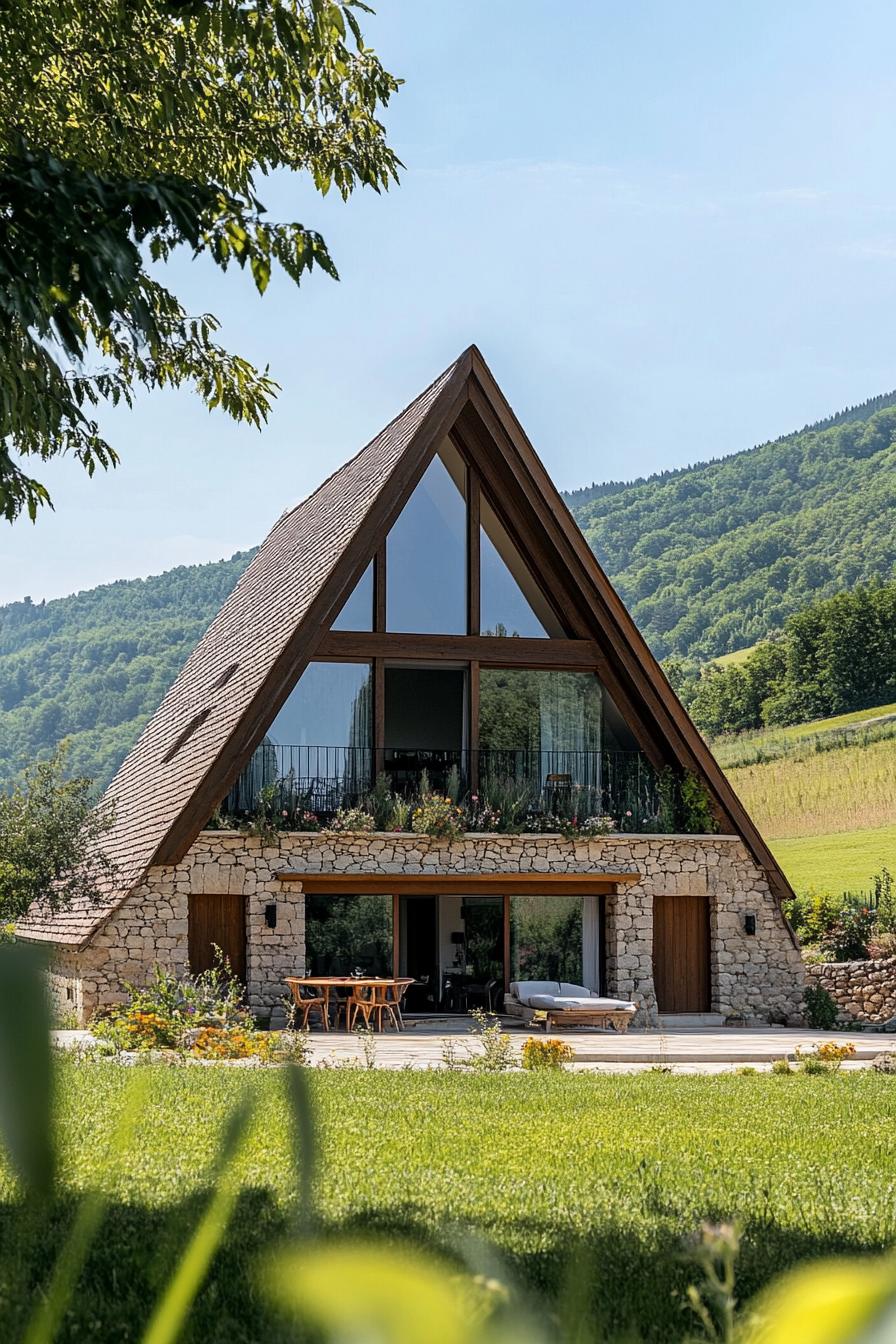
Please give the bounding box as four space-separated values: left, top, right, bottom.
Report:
806 956 896 1025
47 830 804 1027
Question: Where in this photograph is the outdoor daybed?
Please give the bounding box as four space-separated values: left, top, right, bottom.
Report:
505 981 637 1032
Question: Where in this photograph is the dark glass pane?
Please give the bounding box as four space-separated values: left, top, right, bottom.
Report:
268 661 371 747
387 447 466 634
305 894 392 977
479 669 602 752
478 668 603 802
510 896 583 983
480 498 564 637
332 561 373 631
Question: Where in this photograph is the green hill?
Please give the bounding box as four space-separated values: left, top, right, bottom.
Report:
568 390 896 660
0 551 254 789
4 386 896 791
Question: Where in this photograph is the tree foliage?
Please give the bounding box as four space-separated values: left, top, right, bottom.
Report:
0 0 401 521
676 580 896 737
0 746 116 923
568 394 896 661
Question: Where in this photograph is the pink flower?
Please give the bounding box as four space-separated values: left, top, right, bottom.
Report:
625 810 632 817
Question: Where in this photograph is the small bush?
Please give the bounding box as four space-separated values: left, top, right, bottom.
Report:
794 1041 855 1074
521 1038 575 1071
91 952 254 1051
771 1057 793 1075
191 1026 264 1059
820 905 876 961
329 806 375 833
803 984 839 1030
468 1010 515 1072
799 1055 831 1076
411 793 465 840
559 813 616 839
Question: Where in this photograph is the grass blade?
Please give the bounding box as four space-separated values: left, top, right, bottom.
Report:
22 1072 150 1344
0 942 54 1200
140 1092 254 1344
283 1064 316 1233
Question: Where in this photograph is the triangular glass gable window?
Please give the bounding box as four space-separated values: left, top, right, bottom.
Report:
332 560 373 631
480 496 564 637
386 442 467 634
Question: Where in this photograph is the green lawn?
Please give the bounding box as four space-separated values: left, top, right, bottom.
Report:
4 1065 896 1343
771 823 896 893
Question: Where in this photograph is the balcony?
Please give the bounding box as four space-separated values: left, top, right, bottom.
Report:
222 744 662 831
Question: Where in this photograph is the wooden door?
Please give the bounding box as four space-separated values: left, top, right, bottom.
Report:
188 892 246 983
652 895 710 1013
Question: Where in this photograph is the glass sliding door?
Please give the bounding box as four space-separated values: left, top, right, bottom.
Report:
305 894 393 977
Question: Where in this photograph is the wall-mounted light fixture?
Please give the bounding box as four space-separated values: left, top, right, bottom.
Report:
744 913 756 936
265 903 277 929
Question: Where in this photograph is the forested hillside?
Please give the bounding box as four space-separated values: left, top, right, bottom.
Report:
0 552 253 789
569 391 896 660
4 386 896 791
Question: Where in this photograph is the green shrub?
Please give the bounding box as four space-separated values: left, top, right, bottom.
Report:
92 952 254 1051
771 1058 793 1075
820 905 876 961
803 984 839 1030
411 792 465 840
680 771 718 833
367 773 395 831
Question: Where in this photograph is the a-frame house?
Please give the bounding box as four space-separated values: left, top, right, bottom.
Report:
21 347 805 1027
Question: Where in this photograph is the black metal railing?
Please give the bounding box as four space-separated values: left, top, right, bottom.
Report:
223 744 662 830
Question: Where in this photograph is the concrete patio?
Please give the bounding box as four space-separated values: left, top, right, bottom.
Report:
53 1020 896 1072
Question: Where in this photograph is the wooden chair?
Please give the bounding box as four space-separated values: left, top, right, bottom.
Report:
348 983 400 1033
284 977 329 1031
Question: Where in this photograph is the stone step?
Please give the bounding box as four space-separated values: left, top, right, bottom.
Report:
659 1013 726 1028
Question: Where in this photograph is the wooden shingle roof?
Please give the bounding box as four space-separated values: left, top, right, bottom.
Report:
19 351 471 946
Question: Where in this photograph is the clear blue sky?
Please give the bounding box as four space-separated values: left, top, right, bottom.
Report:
4 0 896 604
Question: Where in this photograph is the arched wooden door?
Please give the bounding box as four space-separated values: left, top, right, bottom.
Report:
188 892 247 983
652 894 710 1013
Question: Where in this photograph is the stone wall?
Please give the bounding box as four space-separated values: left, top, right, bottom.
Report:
806 956 896 1025
47 830 804 1027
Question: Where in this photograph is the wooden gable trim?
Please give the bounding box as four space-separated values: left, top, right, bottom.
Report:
151 355 473 867
463 349 798 919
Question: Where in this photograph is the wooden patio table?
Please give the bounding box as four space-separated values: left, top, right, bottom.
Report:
292 977 414 1032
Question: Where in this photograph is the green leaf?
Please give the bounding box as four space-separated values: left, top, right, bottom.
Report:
0 942 54 1201
262 1242 474 1344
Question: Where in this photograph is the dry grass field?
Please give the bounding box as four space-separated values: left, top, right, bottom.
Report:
726 734 896 840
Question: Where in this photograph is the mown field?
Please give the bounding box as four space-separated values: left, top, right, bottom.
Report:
769 825 896 894
3 1065 896 1343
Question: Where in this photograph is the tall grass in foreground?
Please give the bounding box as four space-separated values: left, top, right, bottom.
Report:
3 944 896 1343
727 735 896 839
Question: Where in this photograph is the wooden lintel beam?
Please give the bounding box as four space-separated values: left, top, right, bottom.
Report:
316 631 603 667
279 872 640 895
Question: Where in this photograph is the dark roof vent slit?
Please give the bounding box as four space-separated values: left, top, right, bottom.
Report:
162 707 214 764
213 663 239 691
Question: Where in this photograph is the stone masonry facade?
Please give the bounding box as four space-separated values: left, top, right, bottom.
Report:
47 830 805 1027
806 956 896 1026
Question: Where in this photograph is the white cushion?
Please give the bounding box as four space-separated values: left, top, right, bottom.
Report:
528 994 637 1012
559 983 593 998
510 980 560 1006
